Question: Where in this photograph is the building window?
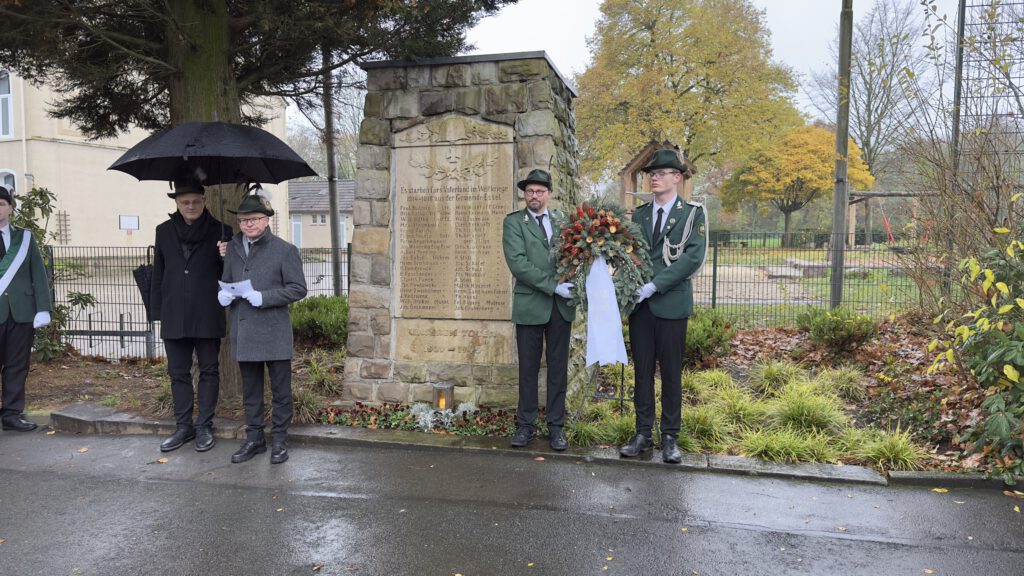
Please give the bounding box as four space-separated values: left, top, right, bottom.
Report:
0 70 11 138
0 170 14 193
320 214 327 224
310 214 317 225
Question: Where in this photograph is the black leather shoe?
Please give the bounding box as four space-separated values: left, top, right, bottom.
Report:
510 428 533 448
270 440 288 464
619 433 653 457
549 429 568 451
194 427 215 452
662 434 682 464
1 416 37 432
230 438 267 463
159 427 196 452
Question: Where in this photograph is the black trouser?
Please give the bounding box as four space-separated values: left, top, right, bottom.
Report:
628 300 688 437
0 318 34 417
164 337 221 429
239 360 292 442
515 300 571 432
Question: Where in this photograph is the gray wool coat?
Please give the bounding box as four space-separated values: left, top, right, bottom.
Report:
222 230 307 361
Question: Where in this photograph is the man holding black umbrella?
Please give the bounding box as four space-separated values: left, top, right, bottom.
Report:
152 178 231 453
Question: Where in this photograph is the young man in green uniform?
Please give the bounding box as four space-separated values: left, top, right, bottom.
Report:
619 150 707 463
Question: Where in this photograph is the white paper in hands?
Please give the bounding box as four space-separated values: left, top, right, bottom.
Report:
218 279 255 298
585 256 628 367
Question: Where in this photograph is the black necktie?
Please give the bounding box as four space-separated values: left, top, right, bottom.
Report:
0 230 7 258
652 207 664 247
536 214 547 244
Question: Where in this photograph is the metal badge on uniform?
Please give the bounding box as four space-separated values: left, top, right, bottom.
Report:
669 218 676 225
698 223 706 236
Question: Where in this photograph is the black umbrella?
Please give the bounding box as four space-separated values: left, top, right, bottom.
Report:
109 121 317 185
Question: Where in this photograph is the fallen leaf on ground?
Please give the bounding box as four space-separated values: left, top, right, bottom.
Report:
836 526 848 532
1003 490 1024 500
931 488 949 493
157 457 169 464
46 430 56 435
312 564 323 572
954 501 966 504
77 447 88 453
0 538 5 545
923 570 934 574
680 527 689 532
1014 505 1021 513
606 556 614 561
527 562 535 567
533 456 545 462
276 508 284 512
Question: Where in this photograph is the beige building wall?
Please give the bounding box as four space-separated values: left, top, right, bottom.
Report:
0 71 291 247
291 212 353 249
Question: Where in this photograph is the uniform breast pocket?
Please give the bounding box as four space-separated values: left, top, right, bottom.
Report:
513 284 534 295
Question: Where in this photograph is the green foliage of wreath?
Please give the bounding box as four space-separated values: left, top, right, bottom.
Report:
552 199 653 315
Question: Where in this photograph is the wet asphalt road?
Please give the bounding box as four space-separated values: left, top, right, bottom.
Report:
0 430 1021 576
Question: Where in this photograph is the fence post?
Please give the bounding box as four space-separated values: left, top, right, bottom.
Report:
711 231 719 309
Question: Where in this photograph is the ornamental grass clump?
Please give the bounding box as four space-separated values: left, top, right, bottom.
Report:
768 381 848 434
711 386 770 428
750 359 806 396
858 427 926 471
566 420 607 446
682 405 734 450
741 427 840 464
291 386 322 424
603 413 639 445
815 365 867 402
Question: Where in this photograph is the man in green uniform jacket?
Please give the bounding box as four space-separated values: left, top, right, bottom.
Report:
619 150 707 463
502 169 576 451
0 185 52 432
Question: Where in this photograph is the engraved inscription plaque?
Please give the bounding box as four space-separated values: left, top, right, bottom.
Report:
393 116 515 320
394 319 514 364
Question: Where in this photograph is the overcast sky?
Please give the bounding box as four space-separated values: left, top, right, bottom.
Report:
464 0 960 116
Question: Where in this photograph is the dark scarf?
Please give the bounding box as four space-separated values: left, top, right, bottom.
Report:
170 209 212 260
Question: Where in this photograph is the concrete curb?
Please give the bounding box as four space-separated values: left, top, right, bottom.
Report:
46 402 1008 490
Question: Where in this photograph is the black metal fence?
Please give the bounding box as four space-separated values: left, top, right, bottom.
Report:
48 245 349 360
47 233 922 360
697 231 921 327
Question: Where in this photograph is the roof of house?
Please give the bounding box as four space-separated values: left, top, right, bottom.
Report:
288 179 355 213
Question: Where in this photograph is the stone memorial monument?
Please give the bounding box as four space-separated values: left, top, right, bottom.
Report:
345 52 579 406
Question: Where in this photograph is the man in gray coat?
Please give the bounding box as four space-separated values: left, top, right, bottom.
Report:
217 195 307 464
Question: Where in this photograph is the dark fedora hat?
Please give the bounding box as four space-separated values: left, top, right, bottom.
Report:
517 169 553 191
228 194 275 217
641 149 689 175
167 178 206 199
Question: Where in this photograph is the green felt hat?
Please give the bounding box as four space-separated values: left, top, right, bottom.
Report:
228 194 274 217
641 149 688 174
517 169 553 191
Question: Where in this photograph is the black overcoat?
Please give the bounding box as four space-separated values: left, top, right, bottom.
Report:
151 212 231 340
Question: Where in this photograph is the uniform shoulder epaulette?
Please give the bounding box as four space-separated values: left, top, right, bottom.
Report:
686 200 704 208
636 201 651 208
506 209 521 217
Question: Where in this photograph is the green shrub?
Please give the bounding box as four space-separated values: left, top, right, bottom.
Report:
566 419 606 446
768 382 848 434
740 427 839 464
685 308 738 367
601 414 638 445
796 306 877 353
291 295 348 347
750 359 805 396
815 366 867 402
712 386 769 428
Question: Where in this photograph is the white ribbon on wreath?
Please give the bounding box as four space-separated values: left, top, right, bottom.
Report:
585 256 628 366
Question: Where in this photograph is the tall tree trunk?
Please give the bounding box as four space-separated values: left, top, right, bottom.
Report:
783 210 793 248
167 0 245 400
864 199 873 245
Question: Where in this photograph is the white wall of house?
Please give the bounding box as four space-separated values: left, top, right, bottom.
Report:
0 70 292 247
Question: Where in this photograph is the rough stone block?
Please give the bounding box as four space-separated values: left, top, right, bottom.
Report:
395 362 428 383
347 310 370 334
420 91 455 116
528 80 554 110
369 308 391 335
406 66 432 89
454 88 481 115
366 69 406 91
352 227 390 255
360 360 393 380
471 364 492 384
492 364 519 386
477 386 519 408
376 382 409 403
480 112 517 126
349 252 371 283
353 200 372 226
409 383 434 402
384 90 420 119
363 92 385 119
391 117 422 132
357 145 390 170
374 335 391 357
347 284 392 309
359 118 390 146
453 386 477 405
499 59 545 82
427 363 473 387
356 169 390 200
484 83 526 115
369 254 392 287
445 64 472 86
471 62 499 85
371 200 392 227
347 332 376 358
343 381 374 402
516 110 558 138
531 138 557 166
504 83 528 112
